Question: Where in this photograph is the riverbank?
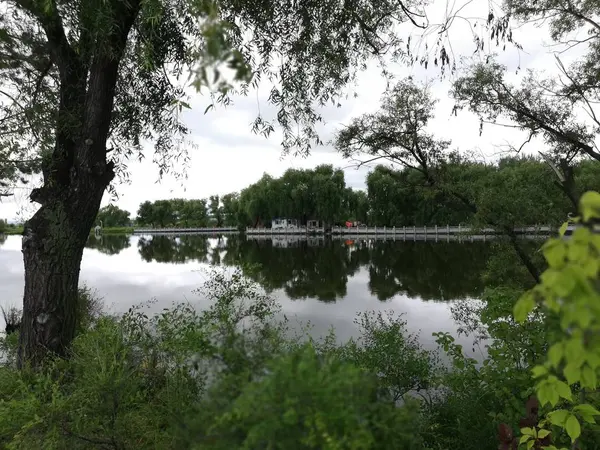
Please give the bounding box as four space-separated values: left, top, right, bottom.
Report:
2 226 134 237
1 226 23 235
0 272 464 449
97 226 135 235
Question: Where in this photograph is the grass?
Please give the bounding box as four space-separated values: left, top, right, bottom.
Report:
1 226 23 235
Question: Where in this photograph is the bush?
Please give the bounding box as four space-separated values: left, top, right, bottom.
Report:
201 344 427 450
341 310 439 403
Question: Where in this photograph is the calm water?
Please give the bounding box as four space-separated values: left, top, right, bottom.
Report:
0 233 506 356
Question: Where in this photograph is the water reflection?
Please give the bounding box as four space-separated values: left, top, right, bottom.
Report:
0 234 6 247
86 234 131 255
224 236 367 302
368 240 492 301
137 235 210 264
83 234 522 303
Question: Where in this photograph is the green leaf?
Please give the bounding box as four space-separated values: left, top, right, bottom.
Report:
547 409 569 426
582 257 600 277
565 414 581 442
555 380 572 401
580 191 600 222
587 352 600 370
537 383 550 406
543 240 567 268
565 339 585 367
574 403 600 424
519 434 532 444
563 363 581 385
574 404 600 416
521 427 535 436
514 292 536 322
204 104 214 114
580 365 597 389
559 221 568 237
548 343 564 368
548 388 559 407
532 365 548 379
537 429 551 439
572 227 592 243
567 242 588 263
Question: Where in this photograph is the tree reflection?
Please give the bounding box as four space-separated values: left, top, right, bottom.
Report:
91 232 540 303
221 236 519 303
0 234 6 247
367 240 492 301
223 237 364 302
86 234 131 255
137 235 210 264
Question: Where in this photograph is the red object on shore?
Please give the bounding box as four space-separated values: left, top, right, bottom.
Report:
345 221 352 228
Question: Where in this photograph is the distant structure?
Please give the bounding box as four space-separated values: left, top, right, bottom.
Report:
94 220 103 236
271 218 299 230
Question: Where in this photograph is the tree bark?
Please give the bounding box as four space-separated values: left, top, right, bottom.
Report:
18 182 106 368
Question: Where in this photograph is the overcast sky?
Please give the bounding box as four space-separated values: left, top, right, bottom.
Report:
0 2 588 221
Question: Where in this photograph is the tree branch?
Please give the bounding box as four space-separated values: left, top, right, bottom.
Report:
13 0 80 81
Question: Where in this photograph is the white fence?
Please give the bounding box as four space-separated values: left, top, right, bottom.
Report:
133 227 238 235
131 224 557 236
245 225 555 235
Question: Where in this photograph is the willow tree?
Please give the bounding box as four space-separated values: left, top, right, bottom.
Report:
335 77 544 281
451 0 600 209
0 0 439 367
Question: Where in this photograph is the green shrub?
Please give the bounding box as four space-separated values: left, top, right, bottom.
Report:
199 344 426 450
341 310 439 403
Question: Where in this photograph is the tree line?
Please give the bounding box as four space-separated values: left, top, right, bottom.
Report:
98 158 600 230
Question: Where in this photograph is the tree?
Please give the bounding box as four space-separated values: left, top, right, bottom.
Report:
136 201 154 227
137 235 209 263
180 199 209 227
209 195 223 227
86 234 131 255
96 204 131 228
239 174 278 227
221 192 240 226
344 188 369 224
336 78 546 281
450 0 600 208
0 218 6 234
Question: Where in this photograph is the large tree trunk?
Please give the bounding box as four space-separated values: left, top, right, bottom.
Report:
18 181 107 368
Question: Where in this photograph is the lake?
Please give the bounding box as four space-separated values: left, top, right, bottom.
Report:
0 233 515 358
